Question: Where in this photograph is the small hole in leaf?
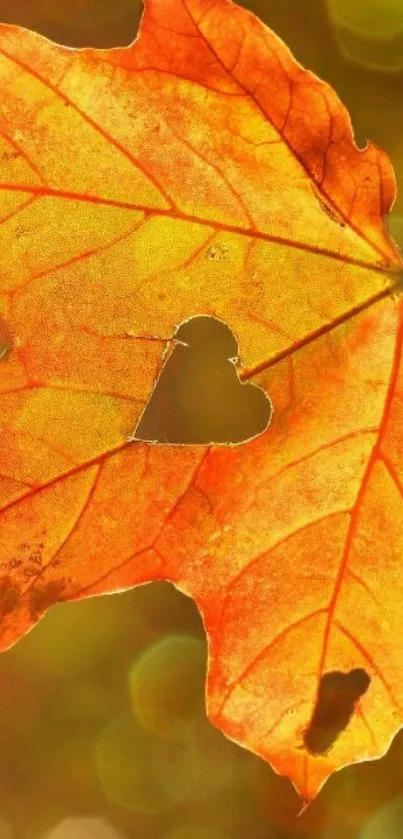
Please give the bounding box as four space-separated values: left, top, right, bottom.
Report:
303 668 370 755
0 315 12 361
130 315 273 446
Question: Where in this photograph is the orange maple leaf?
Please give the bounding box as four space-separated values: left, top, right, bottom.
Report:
0 0 402 801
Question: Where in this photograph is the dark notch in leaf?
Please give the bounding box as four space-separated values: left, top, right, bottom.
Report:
0 0 142 49
130 315 273 446
304 668 371 755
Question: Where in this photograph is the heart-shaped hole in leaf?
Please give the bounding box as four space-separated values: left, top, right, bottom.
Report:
132 315 273 446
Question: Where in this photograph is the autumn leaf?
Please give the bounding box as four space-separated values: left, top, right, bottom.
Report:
0 0 402 801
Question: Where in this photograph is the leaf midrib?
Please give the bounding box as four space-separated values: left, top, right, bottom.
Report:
0 181 396 274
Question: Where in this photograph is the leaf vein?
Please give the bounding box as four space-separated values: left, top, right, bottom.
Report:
0 45 175 210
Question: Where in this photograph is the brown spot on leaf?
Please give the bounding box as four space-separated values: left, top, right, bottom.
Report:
206 243 229 261
28 551 42 567
2 150 20 162
29 580 68 621
0 577 20 622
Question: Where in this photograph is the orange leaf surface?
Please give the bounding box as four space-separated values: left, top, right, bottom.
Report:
0 0 403 801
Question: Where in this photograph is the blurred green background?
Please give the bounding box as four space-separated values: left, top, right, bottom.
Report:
0 1 402 837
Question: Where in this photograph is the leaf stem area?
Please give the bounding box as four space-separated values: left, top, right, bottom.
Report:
241 270 403 381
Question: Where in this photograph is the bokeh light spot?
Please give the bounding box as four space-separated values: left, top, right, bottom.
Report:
165 828 230 839
42 817 125 839
327 0 403 37
128 633 206 734
359 794 403 837
0 818 11 839
95 713 198 813
327 0 403 71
